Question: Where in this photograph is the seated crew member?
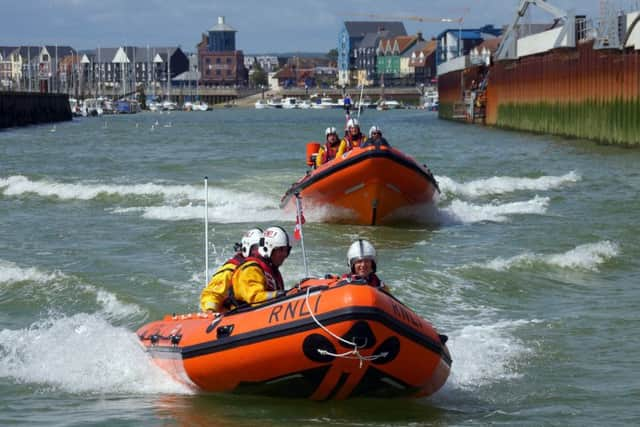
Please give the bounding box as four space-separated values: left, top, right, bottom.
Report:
341 118 367 152
342 239 391 294
316 126 345 167
199 228 262 312
231 226 291 306
361 125 390 148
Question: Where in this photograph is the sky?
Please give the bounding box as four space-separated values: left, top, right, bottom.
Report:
0 0 627 54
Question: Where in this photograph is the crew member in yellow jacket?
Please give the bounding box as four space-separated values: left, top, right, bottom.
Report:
316 126 345 167
231 226 290 306
341 118 367 151
199 228 262 312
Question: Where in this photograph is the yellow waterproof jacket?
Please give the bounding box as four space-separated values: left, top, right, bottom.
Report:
231 256 284 306
199 254 244 312
341 134 367 151
316 142 347 167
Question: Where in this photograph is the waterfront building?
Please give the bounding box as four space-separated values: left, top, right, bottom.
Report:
78 46 188 98
244 55 281 73
352 29 393 86
198 16 248 87
376 34 420 86
0 47 20 90
0 45 77 92
338 21 406 86
408 39 438 86
435 25 502 67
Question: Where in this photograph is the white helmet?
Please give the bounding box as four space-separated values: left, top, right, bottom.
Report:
325 126 338 136
369 125 382 137
346 118 360 129
241 228 263 257
259 226 291 258
347 239 377 273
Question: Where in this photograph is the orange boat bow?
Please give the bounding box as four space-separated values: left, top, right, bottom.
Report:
137 278 451 400
280 145 440 225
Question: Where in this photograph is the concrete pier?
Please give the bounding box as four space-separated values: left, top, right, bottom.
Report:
0 92 72 129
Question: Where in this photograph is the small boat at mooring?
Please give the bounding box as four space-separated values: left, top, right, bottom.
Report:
280 143 440 225
136 277 451 400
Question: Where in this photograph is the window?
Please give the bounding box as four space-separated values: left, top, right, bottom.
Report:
226 58 231 64
216 69 220 75
216 58 221 64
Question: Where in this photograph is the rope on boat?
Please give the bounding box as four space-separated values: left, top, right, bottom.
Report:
304 286 388 368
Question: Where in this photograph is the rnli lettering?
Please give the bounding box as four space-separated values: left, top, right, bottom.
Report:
391 301 422 329
268 295 322 323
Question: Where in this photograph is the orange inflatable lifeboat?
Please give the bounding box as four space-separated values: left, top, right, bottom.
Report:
137 277 451 400
280 143 440 225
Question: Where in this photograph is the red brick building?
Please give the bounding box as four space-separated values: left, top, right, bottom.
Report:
198 16 248 86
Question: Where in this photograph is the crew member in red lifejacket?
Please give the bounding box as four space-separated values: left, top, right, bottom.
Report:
315 126 344 167
342 239 391 294
199 228 262 312
341 118 367 152
231 226 291 306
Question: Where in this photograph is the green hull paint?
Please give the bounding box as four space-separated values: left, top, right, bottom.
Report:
496 99 640 146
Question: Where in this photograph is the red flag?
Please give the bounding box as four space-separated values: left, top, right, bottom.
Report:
293 211 305 240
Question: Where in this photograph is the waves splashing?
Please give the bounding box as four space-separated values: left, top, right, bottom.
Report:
1 175 283 223
437 171 580 199
477 241 620 272
0 260 144 321
439 195 550 224
0 314 190 394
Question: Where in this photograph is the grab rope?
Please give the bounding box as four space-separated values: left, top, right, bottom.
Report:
304 286 388 368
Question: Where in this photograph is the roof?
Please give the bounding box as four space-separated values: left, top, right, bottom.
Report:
357 30 392 49
344 21 406 39
173 70 200 81
0 46 19 58
475 37 502 53
378 35 418 56
209 16 236 32
42 46 77 58
436 28 497 40
80 46 181 63
405 39 437 59
395 36 417 52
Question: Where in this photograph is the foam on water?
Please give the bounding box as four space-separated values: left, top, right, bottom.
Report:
436 171 580 199
0 260 145 322
445 319 537 390
1 175 284 224
112 202 284 223
0 175 203 201
480 241 619 272
0 260 61 284
0 313 190 394
438 195 550 224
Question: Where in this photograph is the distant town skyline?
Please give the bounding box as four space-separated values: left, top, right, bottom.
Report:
2 0 608 53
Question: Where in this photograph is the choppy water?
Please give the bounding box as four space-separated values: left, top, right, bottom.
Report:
1 109 639 426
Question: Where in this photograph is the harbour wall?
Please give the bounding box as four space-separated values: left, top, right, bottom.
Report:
0 92 72 129
486 41 640 146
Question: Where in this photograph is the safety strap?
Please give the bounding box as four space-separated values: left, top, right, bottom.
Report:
303 286 388 368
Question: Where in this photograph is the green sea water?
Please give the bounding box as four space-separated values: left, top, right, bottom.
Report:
1 109 639 426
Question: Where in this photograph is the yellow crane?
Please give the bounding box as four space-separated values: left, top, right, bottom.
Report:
344 11 467 24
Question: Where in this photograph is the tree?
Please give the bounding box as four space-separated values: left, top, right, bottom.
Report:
327 48 338 64
250 59 268 88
